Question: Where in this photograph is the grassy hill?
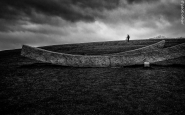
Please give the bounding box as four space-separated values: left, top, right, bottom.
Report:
0 39 185 115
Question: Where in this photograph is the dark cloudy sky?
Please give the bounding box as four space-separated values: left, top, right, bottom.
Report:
0 0 184 50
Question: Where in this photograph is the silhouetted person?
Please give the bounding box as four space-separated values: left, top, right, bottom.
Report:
127 34 130 42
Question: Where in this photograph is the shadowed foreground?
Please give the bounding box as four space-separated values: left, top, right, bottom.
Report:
0 39 185 115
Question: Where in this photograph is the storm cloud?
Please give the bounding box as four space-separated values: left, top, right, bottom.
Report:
0 0 119 22
0 0 184 50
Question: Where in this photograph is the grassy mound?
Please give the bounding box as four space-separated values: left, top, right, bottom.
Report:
0 39 185 115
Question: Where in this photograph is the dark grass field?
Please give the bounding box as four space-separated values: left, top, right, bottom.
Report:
1 39 185 115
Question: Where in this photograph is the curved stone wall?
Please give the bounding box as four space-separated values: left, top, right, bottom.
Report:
103 40 165 56
21 42 185 67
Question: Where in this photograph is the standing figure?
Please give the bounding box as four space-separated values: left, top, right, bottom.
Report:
127 34 130 42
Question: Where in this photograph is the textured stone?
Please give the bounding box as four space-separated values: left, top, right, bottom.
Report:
103 40 165 56
21 42 185 67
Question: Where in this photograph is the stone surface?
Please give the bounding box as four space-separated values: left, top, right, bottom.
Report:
103 40 165 56
21 42 185 67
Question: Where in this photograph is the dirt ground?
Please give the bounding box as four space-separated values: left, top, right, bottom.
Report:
0 39 185 115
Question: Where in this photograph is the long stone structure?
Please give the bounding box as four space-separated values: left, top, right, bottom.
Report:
21 42 185 67
103 40 165 55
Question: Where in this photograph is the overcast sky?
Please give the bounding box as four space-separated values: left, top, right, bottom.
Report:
0 0 185 50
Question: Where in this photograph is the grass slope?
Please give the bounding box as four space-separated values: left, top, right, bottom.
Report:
0 39 185 115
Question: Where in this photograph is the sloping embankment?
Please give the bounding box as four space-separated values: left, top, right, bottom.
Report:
103 40 165 55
